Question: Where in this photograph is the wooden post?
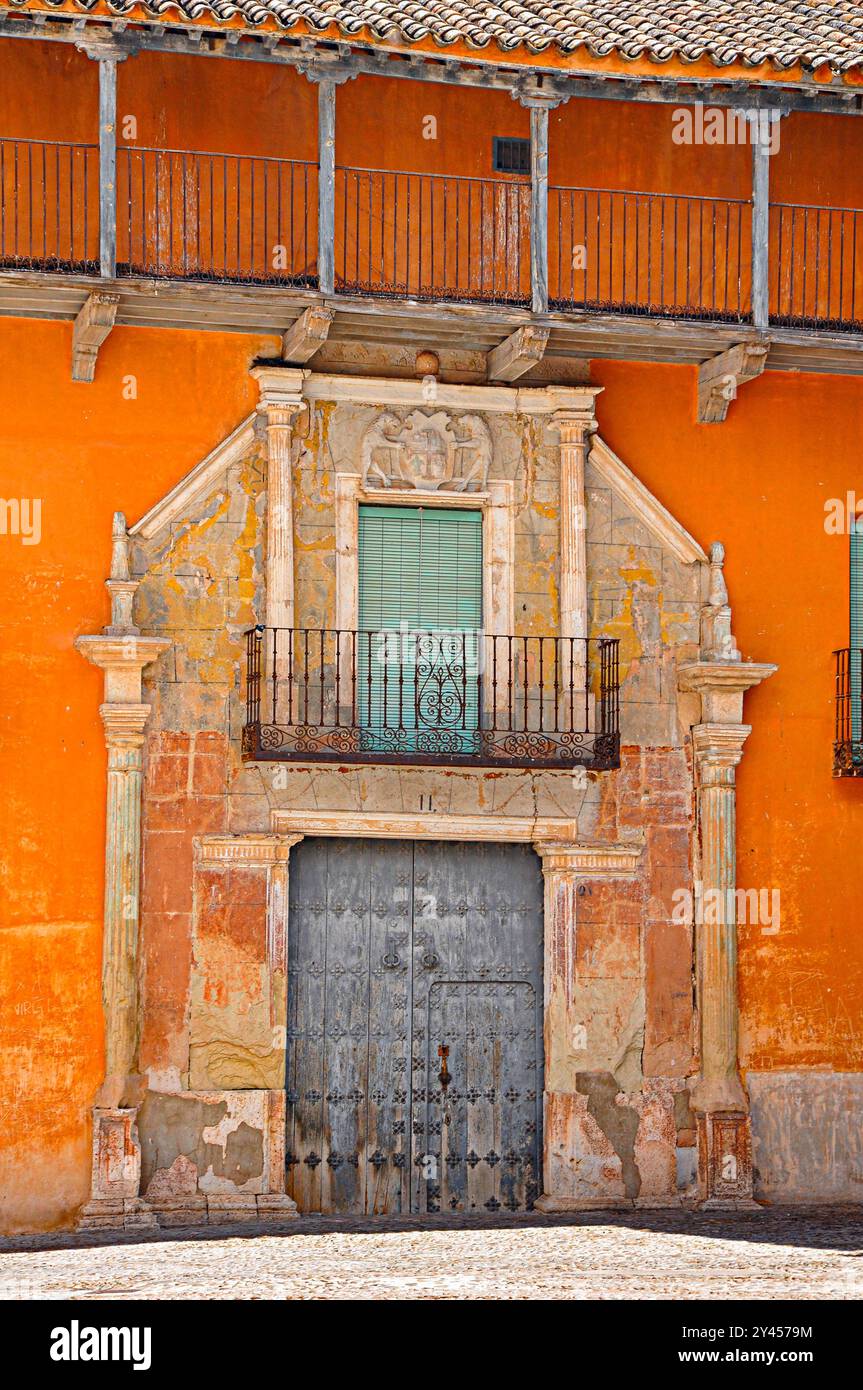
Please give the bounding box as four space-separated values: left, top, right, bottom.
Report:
98 54 119 279
317 78 336 296
529 103 549 315
751 123 770 330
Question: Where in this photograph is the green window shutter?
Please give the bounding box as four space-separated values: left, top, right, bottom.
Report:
357 505 483 750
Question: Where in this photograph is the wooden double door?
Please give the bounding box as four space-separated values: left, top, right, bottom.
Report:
286 838 544 1214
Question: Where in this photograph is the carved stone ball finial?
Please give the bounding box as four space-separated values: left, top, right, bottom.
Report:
415 350 440 378
707 540 729 608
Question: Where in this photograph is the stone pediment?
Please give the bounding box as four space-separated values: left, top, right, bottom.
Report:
361 409 492 494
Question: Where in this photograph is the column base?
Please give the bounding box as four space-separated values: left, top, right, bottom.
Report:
79 1197 158 1232
697 1110 755 1204
697 1196 765 1212
534 1194 632 1213
79 1193 300 1231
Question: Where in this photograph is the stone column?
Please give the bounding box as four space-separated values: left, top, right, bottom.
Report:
678 542 776 1208
532 840 643 1212
251 366 306 633
552 407 597 707
553 411 595 641
76 513 170 1229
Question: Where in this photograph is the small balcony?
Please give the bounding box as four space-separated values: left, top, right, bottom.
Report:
833 648 863 777
242 627 621 771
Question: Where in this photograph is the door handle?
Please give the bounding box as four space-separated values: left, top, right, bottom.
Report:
421 951 440 970
437 1043 451 1092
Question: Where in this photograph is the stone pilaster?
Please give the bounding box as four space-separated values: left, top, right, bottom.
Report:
678 541 776 1208
251 366 306 632
76 513 169 1229
532 840 643 1212
552 410 596 642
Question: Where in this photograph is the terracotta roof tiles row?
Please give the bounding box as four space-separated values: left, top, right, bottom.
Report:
10 1 863 74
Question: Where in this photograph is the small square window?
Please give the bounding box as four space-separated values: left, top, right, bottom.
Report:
492 137 531 175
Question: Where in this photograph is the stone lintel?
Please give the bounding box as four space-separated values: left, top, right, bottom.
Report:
270 808 580 844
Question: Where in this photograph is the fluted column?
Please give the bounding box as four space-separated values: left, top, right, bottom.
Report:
76 513 169 1231
690 725 751 1114
251 366 306 632
76 515 170 1105
553 410 594 641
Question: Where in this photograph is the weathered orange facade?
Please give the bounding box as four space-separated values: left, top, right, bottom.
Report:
1 17 862 1231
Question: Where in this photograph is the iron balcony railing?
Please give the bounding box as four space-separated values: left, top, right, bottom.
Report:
3 134 863 333
0 137 99 273
334 165 531 304
549 185 752 322
243 626 621 770
833 648 863 776
116 146 318 285
771 203 863 330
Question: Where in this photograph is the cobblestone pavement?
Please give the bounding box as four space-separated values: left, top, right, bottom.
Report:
1 1209 861 1300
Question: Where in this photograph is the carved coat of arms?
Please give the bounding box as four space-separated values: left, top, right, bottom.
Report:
361 410 492 493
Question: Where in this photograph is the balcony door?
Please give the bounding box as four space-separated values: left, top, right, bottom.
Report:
357 504 483 756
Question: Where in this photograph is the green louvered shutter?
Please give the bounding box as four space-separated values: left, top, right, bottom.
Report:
852 517 863 740
357 505 483 753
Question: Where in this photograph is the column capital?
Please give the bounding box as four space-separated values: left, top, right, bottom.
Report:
550 410 598 444
251 365 307 418
195 833 304 867
692 721 752 769
679 659 777 724
533 839 643 877
513 87 567 112
76 42 129 63
99 702 152 749
76 634 170 706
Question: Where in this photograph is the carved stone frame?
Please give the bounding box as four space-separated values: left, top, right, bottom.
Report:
334 472 516 639
196 816 643 1214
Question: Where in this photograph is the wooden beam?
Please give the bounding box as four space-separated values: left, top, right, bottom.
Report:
697 341 768 423
487 325 550 381
752 125 771 331
281 305 334 363
8 20 863 118
316 78 336 297
97 53 120 279
529 104 549 315
71 290 119 381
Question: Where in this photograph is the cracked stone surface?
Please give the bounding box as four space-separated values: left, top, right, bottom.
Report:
1 1209 860 1301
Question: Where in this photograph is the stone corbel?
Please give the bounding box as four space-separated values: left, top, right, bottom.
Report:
697 343 768 424
251 366 306 632
72 291 119 383
677 542 776 1208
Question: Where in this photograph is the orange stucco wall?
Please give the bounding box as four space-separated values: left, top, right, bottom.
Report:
1 37 861 1231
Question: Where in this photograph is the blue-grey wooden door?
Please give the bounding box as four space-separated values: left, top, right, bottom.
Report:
286 838 544 1215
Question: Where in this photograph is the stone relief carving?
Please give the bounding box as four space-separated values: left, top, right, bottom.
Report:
361 409 492 493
